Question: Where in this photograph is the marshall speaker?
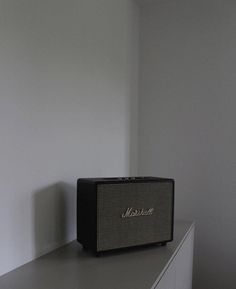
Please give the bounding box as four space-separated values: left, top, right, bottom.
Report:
77 177 174 253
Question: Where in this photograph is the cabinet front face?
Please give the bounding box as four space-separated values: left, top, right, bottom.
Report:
153 227 194 289
154 260 176 289
175 228 194 289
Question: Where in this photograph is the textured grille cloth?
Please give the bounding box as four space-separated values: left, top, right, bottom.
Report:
97 182 173 251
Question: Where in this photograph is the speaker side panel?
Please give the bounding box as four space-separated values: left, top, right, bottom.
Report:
77 180 97 251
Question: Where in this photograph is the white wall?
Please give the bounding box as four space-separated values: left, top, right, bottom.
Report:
138 0 236 288
0 0 139 276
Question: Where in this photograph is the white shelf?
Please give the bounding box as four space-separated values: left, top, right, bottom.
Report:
0 220 194 289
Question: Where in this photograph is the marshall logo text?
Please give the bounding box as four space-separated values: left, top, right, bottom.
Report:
121 207 154 218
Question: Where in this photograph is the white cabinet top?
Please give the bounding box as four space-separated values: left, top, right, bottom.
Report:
0 220 194 289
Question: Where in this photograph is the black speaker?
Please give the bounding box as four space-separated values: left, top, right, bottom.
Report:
77 177 174 253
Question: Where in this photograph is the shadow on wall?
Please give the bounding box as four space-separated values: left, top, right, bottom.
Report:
33 182 76 257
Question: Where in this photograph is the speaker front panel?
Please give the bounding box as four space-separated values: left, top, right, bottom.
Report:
97 182 174 251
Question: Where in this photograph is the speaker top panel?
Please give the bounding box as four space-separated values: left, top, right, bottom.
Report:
78 177 174 185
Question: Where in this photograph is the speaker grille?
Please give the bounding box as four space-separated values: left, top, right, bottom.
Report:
97 182 173 251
